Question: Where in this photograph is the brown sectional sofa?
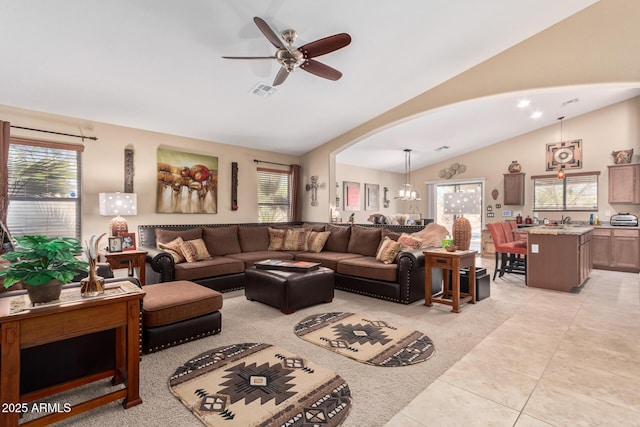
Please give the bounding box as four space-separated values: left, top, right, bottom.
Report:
138 222 443 304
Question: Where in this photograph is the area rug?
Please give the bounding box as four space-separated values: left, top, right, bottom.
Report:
294 312 435 367
169 342 351 426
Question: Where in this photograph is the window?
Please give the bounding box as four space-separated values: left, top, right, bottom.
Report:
533 172 599 211
257 168 290 222
6 139 82 238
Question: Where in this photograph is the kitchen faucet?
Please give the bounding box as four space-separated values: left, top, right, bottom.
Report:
561 215 571 224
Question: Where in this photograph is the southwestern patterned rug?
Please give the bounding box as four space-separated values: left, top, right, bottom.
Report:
169 342 351 426
294 312 435 367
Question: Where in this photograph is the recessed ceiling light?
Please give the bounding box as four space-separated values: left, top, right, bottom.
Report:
517 99 530 108
530 111 543 119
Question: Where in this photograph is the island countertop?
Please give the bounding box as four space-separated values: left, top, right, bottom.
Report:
518 225 594 236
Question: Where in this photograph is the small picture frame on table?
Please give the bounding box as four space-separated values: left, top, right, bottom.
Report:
119 232 137 251
108 236 123 253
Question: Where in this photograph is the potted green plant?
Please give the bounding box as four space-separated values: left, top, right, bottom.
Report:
0 235 89 304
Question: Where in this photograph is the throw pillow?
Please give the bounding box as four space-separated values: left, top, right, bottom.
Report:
179 238 212 263
157 237 186 264
397 233 423 249
283 228 309 251
267 227 287 250
376 236 402 264
307 231 331 253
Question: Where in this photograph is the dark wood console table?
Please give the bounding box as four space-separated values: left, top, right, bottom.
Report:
0 281 144 426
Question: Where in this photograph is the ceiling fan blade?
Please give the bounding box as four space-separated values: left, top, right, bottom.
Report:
272 67 290 86
221 56 276 60
300 59 342 81
299 33 351 58
253 17 286 49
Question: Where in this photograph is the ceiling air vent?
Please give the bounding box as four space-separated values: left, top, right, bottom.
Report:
434 145 450 152
250 83 277 98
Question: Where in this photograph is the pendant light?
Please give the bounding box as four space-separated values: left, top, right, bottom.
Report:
394 149 421 201
557 117 566 179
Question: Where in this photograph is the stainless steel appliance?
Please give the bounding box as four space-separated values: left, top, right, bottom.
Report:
610 213 639 226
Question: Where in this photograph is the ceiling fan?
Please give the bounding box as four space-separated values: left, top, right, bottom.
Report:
222 17 351 86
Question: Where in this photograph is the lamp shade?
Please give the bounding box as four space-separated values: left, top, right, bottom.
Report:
99 193 137 216
99 193 137 236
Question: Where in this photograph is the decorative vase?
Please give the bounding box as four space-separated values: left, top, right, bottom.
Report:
508 160 521 173
452 216 472 251
81 266 105 297
24 279 63 304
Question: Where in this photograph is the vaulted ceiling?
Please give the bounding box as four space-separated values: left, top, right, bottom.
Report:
2 0 635 173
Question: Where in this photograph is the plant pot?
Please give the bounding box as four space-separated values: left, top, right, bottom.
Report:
24 279 63 304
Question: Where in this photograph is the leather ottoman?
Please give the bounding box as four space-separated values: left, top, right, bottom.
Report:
142 280 223 353
245 266 334 314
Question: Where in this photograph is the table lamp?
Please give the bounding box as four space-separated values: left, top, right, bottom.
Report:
99 192 137 236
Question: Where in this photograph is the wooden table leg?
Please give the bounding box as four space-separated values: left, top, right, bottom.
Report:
123 300 142 409
1 321 20 427
451 258 460 313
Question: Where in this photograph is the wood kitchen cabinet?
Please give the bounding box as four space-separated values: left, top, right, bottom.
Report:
608 164 640 203
591 227 640 272
503 173 525 205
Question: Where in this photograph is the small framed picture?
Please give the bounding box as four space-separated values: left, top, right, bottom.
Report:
108 236 123 253
119 232 137 251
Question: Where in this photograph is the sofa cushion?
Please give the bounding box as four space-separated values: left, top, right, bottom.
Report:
381 228 402 241
337 256 398 282
347 226 382 257
173 256 245 281
157 237 186 264
307 231 331 253
324 224 351 253
294 251 363 271
238 226 270 252
180 238 212 262
142 280 223 328
202 226 241 256
302 222 326 232
411 223 450 248
156 227 202 245
267 227 287 250
376 236 402 264
283 228 309 251
226 250 295 269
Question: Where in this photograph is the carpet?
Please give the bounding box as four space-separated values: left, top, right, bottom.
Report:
169 342 351 426
294 312 435 367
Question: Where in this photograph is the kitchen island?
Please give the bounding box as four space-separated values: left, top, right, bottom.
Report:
521 225 593 292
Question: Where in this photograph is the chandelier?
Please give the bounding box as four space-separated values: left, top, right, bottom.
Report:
395 149 421 201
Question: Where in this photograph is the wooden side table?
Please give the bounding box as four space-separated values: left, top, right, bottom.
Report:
424 248 477 313
0 281 144 426
100 250 148 286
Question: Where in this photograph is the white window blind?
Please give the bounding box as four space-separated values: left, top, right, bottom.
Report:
533 172 598 211
7 141 82 238
257 168 290 223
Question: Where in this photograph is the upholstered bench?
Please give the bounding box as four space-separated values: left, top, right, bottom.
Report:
245 266 334 314
141 280 222 353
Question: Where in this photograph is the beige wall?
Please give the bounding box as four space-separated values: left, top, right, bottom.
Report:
302 0 640 221
411 96 640 224
0 104 300 243
334 164 405 224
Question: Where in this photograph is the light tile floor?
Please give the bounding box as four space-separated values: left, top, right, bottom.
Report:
386 258 640 427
